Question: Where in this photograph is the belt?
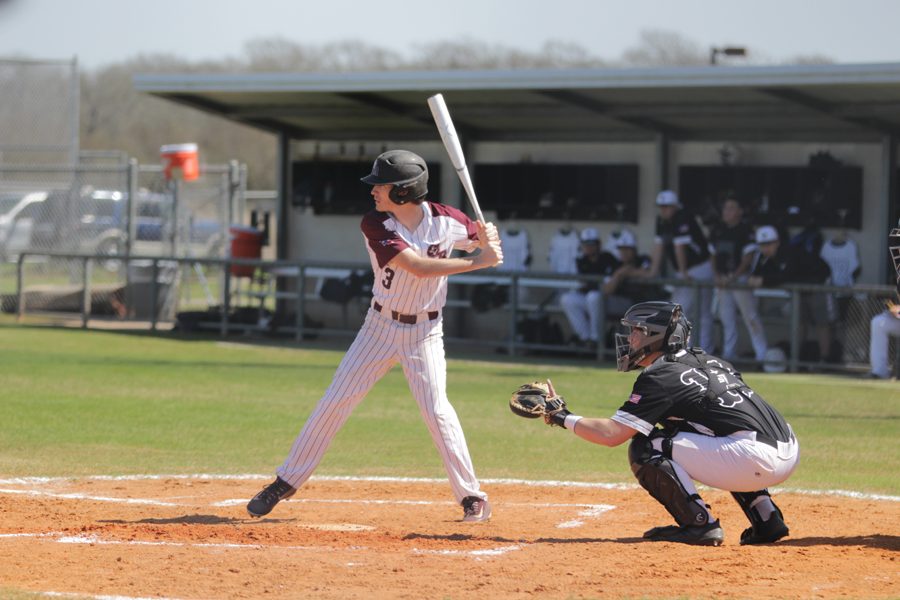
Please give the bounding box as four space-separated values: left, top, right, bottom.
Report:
756 431 794 449
373 302 438 325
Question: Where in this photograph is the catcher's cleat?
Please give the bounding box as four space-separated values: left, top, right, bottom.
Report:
643 519 725 546
461 496 492 522
246 477 296 518
739 512 789 545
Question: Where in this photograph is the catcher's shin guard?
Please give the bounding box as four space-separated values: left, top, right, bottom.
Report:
731 490 789 544
628 433 709 527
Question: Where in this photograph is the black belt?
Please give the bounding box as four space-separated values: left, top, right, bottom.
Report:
373 302 438 325
756 431 794 449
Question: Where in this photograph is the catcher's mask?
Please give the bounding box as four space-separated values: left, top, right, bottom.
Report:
360 149 428 205
615 301 692 372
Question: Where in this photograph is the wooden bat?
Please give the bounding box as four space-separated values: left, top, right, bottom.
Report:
426 93 485 224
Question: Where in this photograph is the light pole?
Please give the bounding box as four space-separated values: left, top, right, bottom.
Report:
710 46 747 65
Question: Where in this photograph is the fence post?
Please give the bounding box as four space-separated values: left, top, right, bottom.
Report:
81 257 92 329
16 254 25 322
295 265 306 343
508 275 519 357
789 287 801 372
150 259 159 331
221 263 231 337
596 291 607 361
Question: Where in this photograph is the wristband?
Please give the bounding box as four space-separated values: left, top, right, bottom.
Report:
564 414 583 431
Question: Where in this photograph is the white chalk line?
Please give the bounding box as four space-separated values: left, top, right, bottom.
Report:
43 592 184 600
0 473 895 502
0 488 180 506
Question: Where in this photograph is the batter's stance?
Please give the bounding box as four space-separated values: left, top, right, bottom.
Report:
248 150 503 522
510 301 799 545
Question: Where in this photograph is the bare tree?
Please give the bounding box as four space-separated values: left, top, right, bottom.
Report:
619 30 708 67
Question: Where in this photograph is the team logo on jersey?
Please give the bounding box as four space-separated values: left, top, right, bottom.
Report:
628 393 642 404
427 244 447 258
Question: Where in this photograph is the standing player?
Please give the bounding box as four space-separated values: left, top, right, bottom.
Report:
510 301 799 546
247 150 503 521
868 225 900 379
639 191 715 351
708 197 768 364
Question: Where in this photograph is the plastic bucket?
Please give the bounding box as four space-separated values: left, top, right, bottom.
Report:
160 143 199 181
229 225 263 277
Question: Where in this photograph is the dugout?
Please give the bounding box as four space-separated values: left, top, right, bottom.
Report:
133 65 900 357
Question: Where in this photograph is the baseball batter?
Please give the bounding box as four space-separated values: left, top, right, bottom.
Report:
510 301 799 546
247 149 503 522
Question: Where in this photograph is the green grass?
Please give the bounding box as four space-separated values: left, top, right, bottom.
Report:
0 318 897 495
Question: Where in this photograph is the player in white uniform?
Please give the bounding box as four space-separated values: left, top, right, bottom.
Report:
247 150 503 521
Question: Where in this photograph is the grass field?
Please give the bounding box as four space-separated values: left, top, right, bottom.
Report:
1 319 897 495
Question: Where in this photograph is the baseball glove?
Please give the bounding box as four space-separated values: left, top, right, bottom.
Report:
509 380 571 427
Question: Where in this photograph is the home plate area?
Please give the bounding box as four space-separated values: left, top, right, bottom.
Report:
0 475 897 599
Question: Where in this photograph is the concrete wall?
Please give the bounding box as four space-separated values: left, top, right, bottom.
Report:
287 139 894 285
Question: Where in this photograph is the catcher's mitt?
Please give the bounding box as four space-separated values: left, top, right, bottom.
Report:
509 379 571 427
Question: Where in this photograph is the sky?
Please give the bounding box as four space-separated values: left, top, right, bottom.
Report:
0 0 899 70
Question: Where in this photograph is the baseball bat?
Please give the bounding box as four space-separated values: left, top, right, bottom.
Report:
426 93 485 224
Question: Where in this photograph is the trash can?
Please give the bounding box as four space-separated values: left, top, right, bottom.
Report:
229 225 263 277
126 260 177 320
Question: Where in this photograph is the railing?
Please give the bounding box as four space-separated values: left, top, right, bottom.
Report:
6 252 895 374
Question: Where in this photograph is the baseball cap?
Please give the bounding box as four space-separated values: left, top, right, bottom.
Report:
580 227 600 243
755 225 779 244
655 190 680 206
613 229 637 248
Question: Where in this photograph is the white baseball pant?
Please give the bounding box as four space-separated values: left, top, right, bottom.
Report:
672 261 716 352
870 311 900 378
277 308 485 503
716 281 768 362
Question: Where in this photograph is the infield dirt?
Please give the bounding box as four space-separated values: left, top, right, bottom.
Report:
0 477 896 599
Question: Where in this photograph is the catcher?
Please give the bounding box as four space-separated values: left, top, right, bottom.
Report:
510 301 799 546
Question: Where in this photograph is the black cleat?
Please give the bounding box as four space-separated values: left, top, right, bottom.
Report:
461 496 492 522
740 512 789 545
643 519 725 546
247 477 296 518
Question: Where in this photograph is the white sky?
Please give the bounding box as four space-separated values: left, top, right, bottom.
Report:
1 0 899 69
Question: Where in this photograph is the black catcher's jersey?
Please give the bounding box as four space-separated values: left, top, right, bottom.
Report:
612 348 791 443
655 210 711 271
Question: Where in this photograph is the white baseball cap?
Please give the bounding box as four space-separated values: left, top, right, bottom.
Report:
580 227 600 243
755 225 779 244
656 190 680 206
613 229 637 248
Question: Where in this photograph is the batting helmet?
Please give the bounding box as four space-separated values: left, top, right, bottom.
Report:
615 301 692 372
360 150 429 205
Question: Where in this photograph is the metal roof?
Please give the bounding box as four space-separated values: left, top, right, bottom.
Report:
133 63 900 143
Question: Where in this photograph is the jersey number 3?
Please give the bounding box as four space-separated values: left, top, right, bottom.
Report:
382 267 396 289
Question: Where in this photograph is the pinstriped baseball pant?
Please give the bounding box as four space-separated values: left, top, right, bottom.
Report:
277 307 486 503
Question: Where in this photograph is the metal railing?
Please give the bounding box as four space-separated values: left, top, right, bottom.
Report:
6 251 895 374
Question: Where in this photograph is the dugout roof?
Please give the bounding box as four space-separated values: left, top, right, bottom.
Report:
133 62 900 143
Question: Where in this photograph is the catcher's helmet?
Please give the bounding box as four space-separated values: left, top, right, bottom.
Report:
360 149 428 205
616 301 692 372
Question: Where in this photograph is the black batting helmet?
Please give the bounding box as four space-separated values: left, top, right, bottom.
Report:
360 150 428 205
615 301 692 372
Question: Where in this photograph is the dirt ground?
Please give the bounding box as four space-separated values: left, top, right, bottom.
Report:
0 476 896 599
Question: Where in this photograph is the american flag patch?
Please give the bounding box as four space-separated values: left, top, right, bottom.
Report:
628 393 642 404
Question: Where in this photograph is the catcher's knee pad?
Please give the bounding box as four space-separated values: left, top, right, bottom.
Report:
731 490 782 526
628 434 708 527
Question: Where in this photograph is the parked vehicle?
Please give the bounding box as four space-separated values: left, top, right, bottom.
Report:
0 187 224 267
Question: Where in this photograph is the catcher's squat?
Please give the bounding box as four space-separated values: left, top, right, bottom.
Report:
510 301 799 546
247 149 502 522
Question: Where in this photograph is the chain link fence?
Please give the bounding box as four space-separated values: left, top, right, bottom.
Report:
5 256 895 376
0 160 245 317
0 58 79 165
